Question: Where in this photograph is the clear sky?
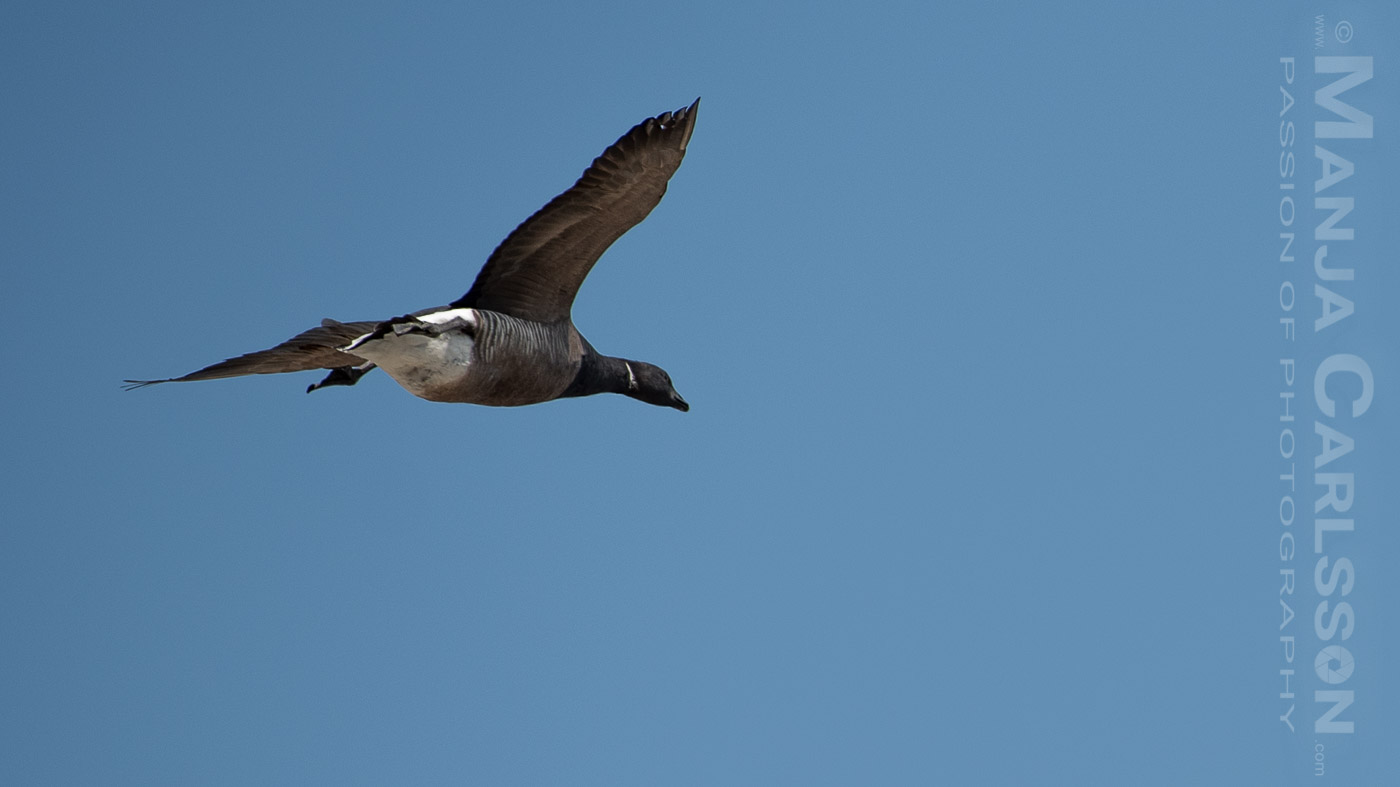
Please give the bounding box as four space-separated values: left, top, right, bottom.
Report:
2 1 1397 784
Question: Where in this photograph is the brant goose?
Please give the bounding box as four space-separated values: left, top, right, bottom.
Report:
126 100 697 412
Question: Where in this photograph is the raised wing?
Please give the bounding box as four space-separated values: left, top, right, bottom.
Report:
452 98 699 323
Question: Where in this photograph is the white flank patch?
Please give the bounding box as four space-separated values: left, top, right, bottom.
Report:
342 309 477 353
343 311 478 399
343 332 374 352
416 308 478 326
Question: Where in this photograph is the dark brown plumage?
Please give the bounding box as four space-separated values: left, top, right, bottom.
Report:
126 99 699 412
454 99 699 323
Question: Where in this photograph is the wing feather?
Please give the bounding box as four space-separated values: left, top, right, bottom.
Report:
123 319 379 388
452 99 699 323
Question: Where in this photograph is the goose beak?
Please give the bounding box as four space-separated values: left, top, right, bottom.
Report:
670 393 690 412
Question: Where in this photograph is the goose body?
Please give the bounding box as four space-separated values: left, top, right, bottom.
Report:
126 100 698 412
344 308 578 406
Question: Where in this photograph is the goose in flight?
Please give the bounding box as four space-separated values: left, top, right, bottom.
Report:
126 99 698 412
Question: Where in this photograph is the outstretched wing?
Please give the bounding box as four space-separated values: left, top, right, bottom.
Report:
123 319 379 389
452 98 699 323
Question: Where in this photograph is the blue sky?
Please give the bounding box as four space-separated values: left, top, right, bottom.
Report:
2 1 1397 784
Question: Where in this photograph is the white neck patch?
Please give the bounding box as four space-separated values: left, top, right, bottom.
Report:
624 361 638 392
